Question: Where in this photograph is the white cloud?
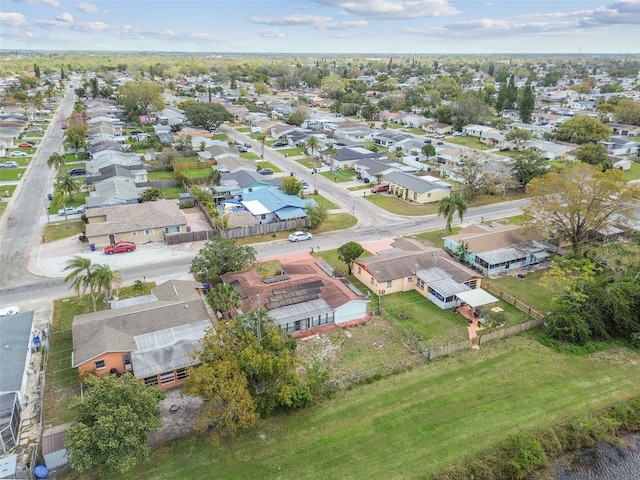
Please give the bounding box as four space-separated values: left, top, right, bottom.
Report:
257 29 286 38
249 14 366 30
0 12 29 27
14 0 60 7
76 2 107 14
311 0 460 19
55 12 74 23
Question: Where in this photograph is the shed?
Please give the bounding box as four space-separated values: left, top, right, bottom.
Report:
42 422 73 469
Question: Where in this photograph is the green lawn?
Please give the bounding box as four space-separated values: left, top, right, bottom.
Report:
366 194 439 216
487 270 554 313
48 193 90 214
444 136 493 150
0 168 27 181
321 169 355 183
0 185 17 198
159 187 185 199
43 220 85 242
103 336 640 480
623 161 640 181
147 170 177 181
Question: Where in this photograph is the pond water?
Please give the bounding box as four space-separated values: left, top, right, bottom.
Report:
531 433 640 480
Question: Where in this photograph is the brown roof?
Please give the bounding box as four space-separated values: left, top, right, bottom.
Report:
354 249 479 283
221 259 363 313
85 200 187 237
444 224 544 253
72 297 212 366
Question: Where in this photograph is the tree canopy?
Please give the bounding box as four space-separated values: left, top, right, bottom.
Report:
575 142 612 171
183 313 317 438
184 103 232 131
119 79 165 117
511 148 549 186
190 237 257 283
305 204 328 229
553 116 611 144
523 163 639 250
437 193 467 234
337 242 364 275
65 374 164 475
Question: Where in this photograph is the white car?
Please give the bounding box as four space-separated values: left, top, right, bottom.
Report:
9 151 27 157
288 231 313 242
58 206 84 216
0 306 20 316
434 134 445 139
453 131 463 136
1 161 20 167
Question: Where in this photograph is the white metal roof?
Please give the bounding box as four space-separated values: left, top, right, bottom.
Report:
455 289 499 307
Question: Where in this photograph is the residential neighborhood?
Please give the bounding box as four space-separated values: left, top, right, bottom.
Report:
1 49 640 480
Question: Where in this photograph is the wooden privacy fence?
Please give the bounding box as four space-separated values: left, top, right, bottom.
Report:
426 340 473 360
173 160 217 170
165 230 216 245
484 283 546 321
479 319 545 344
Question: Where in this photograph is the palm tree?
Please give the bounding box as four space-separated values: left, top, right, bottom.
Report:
93 264 123 305
437 192 468 234
132 279 149 295
305 136 320 161
324 142 337 167
206 283 242 319
47 152 66 171
55 171 82 202
63 256 99 312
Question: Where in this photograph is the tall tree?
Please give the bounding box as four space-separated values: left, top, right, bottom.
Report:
54 171 82 203
92 263 123 305
511 148 548 186
575 142 612 171
184 103 232 131
613 98 640 126
437 192 468 234
457 155 489 201
280 177 303 196
65 374 164 475
518 81 535 123
190 237 256 283
554 116 611 144
119 79 165 117
304 135 320 161
505 128 533 150
523 163 639 250
63 256 99 312
422 143 436 161
47 152 66 171
305 204 328 229
184 313 314 437
337 242 364 275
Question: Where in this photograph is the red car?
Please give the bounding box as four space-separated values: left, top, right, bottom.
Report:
18 141 35 148
371 184 390 193
104 242 136 255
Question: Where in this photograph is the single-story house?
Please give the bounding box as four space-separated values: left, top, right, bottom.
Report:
462 124 495 137
373 130 414 147
221 259 369 337
240 188 317 224
332 147 388 169
608 123 640 137
352 245 483 309
88 150 142 172
598 136 639 156
443 224 554 276
521 140 575 160
422 121 454 135
84 199 188 247
84 178 145 209
71 280 212 389
384 170 453 204
213 169 281 200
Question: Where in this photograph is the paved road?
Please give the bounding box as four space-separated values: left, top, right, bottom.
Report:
0 78 78 289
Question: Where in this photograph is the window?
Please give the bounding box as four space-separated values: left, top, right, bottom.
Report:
407 276 413 283
386 280 392 288
260 214 266 220
144 376 158 386
370 276 375 285
357 267 361 274
164 226 180 234
160 372 175 385
95 360 106 370
176 368 189 381
144 229 154 236
417 278 425 290
130 231 137 236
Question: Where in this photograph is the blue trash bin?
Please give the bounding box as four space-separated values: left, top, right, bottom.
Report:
34 465 49 479
47 193 52 201
90 243 96 252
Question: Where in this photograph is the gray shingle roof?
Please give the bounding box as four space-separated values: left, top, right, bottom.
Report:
384 171 452 194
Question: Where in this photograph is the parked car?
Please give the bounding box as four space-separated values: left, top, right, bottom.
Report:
258 168 274 175
69 168 87 176
18 142 35 147
243 143 252 148
423 139 432 144
0 306 20 316
453 131 463 136
236 145 248 152
9 151 27 157
272 141 287 148
434 134 445 139
58 206 84 216
104 241 137 255
288 231 313 242
371 184 390 193
30 127 44 133
0 161 20 168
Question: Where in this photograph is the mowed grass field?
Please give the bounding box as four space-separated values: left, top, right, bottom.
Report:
104 335 640 480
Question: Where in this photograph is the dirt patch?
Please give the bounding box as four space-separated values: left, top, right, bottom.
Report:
297 315 421 380
149 389 203 445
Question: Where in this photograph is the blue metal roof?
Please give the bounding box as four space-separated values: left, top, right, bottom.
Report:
242 187 317 213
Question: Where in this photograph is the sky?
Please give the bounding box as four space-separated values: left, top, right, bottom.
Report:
0 0 638 54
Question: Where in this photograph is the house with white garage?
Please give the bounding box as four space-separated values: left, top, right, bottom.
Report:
384 170 453 204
